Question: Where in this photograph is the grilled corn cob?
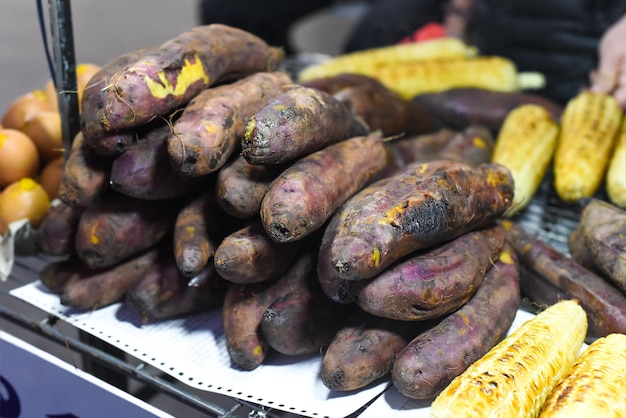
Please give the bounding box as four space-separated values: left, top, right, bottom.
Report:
606 118 626 208
370 56 545 99
298 37 479 82
491 104 559 215
430 299 588 418
538 333 626 417
553 91 623 203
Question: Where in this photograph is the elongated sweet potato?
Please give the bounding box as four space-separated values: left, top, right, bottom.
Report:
126 257 228 323
303 73 439 136
74 192 178 269
261 279 353 356
321 309 429 391
260 132 388 243
215 155 286 219
318 159 514 284
100 24 284 133
36 200 84 256
222 248 316 370
392 245 520 399
575 199 626 293
60 244 165 310
213 219 306 284
80 48 153 154
57 132 112 208
504 220 626 340
354 224 506 321
168 71 292 177
411 87 563 133
39 256 84 294
173 189 233 277
110 121 206 200
241 85 369 165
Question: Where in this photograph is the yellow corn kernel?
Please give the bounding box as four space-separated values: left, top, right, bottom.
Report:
430 299 587 418
606 118 626 208
491 104 559 215
366 56 544 100
539 333 626 417
298 37 479 82
553 91 623 203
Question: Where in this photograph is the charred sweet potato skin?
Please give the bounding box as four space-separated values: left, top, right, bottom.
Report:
215 155 285 219
411 87 563 133
321 310 428 391
260 133 388 243
222 249 316 370
168 71 292 178
58 132 112 208
241 85 369 165
391 245 520 399
74 193 177 269
60 245 164 310
261 279 352 356
575 199 626 293
354 224 506 321
214 220 306 284
504 220 626 340
80 48 153 153
318 159 514 284
99 24 285 132
36 201 84 256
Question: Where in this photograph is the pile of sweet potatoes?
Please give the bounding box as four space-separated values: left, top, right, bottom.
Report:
34 23 626 403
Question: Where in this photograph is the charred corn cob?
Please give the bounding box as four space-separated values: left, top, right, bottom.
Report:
553 91 623 203
298 37 478 82
430 299 588 418
491 104 559 215
538 333 626 417
370 56 545 99
606 118 626 208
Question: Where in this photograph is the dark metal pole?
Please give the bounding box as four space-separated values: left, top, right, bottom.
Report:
48 0 80 160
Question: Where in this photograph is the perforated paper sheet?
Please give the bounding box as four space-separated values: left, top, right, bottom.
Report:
11 281 390 418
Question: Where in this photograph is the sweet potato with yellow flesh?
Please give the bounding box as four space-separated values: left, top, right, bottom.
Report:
168 71 292 178
215 155 285 219
302 73 440 136
100 24 284 132
57 132 112 208
261 278 353 356
36 200 84 256
213 219 306 284
241 85 369 165
318 159 514 283
504 220 626 340
321 309 429 391
392 245 520 399
80 48 153 154
74 192 178 269
222 248 316 370
575 199 626 293
260 132 388 243
60 245 165 310
354 224 506 321
110 121 206 200
411 87 563 133
126 258 228 323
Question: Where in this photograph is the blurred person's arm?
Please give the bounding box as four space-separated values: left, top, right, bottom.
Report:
590 13 626 108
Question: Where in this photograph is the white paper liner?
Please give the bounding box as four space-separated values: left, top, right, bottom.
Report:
11 281 390 418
